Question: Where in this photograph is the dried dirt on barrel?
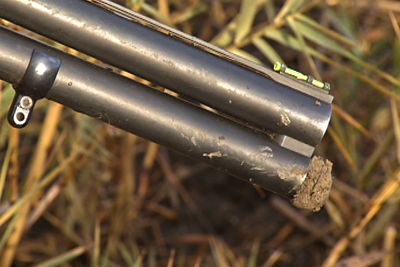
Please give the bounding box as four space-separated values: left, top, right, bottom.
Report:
291 156 333 212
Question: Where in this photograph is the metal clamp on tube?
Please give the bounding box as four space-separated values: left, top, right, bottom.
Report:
7 50 61 128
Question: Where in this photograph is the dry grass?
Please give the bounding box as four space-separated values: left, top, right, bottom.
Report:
1 0 400 266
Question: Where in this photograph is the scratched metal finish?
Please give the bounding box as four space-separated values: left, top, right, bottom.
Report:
0 26 311 197
0 0 332 147
88 0 332 103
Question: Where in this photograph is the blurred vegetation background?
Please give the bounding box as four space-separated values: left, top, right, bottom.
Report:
1 0 400 266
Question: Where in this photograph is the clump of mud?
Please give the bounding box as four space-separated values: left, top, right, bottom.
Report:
291 156 333 212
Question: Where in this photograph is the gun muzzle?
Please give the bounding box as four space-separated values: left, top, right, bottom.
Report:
0 0 333 210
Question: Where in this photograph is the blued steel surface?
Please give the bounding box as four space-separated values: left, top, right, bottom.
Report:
0 26 311 197
0 0 332 147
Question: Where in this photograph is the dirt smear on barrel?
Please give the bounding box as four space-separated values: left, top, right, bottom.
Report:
291 156 333 212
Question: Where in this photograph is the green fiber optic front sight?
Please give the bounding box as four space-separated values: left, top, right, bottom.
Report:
274 62 330 91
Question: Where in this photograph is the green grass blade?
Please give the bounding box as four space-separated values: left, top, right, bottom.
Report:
292 17 355 58
366 203 399 245
227 47 264 65
0 215 19 255
171 2 208 25
211 16 239 48
0 138 12 200
133 255 144 267
235 0 259 44
323 5 357 41
274 0 305 24
359 131 394 182
252 37 284 64
296 14 360 49
118 244 135 266
292 17 400 87
0 152 78 228
32 246 87 267
126 0 145 12
288 18 321 80
140 3 175 27
264 0 275 24
264 28 302 50
91 220 101 267
246 239 260 267
1 84 14 119
264 28 400 102
327 127 358 173
100 246 111 267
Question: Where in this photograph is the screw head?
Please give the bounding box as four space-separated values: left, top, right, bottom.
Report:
20 96 33 109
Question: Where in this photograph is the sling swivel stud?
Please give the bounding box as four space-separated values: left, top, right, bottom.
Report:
8 50 61 128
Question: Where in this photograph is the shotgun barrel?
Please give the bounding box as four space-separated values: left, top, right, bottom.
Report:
0 0 332 151
0 26 313 198
0 0 333 210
